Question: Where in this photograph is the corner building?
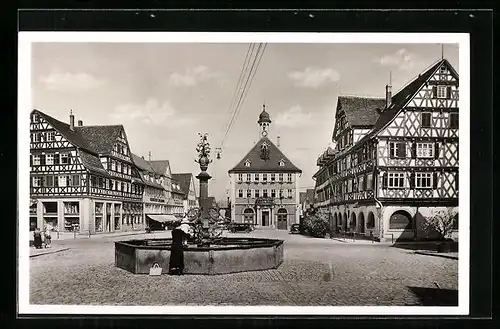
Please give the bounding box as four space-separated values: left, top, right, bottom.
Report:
313 59 459 242
228 106 302 230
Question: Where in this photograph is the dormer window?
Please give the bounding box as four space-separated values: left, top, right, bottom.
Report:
244 160 251 167
278 159 285 167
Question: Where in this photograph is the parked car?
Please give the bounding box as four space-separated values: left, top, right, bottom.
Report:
228 222 254 233
290 224 301 234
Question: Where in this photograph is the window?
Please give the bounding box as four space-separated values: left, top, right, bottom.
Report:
358 176 364 192
346 156 351 169
246 189 251 198
421 112 432 128
437 85 447 98
271 189 276 198
255 189 260 198
279 189 284 198
32 155 40 165
449 113 459 129
111 160 116 171
53 154 60 164
32 113 39 122
46 131 55 141
254 173 259 182
415 172 433 188
59 175 70 187
117 162 122 173
278 173 283 181
32 133 40 142
238 189 243 198
366 174 373 190
111 180 115 190
347 180 352 193
263 174 268 183
279 160 285 167
60 153 69 164
32 177 42 187
287 173 292 182
271 174 275 182
416 143 434 158
389 142 407 158
45 175 53 187
238 174 242 182
246 174 251 182
244 160 251 167
388 172 406 188
263 189 268 198
46 154 54 165
287 189 293 198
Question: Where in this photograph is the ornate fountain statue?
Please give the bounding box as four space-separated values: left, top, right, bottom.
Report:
188 133 228 246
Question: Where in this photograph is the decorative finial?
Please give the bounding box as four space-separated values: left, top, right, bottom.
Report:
70 109 73 115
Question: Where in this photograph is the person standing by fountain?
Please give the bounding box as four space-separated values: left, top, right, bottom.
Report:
169 218 192 275
33 228 43 249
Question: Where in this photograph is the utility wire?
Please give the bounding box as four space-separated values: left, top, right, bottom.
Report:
222 43 267 148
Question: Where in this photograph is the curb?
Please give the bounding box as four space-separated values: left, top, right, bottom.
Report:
30 248 70 258
414 251 458 260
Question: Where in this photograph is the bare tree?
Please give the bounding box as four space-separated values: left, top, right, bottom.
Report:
422 208 457 241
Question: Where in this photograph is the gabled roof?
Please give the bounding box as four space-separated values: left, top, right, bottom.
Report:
78 149 110 177
337 96 385 127
76 125 124 155
172 173 193 197
362 59 454 143
228 136 301 173
131 153 155 172
149 160 170 176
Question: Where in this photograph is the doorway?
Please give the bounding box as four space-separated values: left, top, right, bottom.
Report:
277 208 287 230
262 211 269 226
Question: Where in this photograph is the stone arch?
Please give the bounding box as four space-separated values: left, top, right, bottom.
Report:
243 207 255 224
359 212 365 233
277 208 288 230
333 213 338 231
350 212 357 231
367 211 375 229
389 210 412 230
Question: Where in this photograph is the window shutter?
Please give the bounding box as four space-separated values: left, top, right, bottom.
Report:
382 173 388 188
30 155 33 166
411 142 417 158
433 172 438 189
446 86 452 99
455 172 459 191
409 172 415 188
434 142 440 159
40 155 45 166
432 86 437 98
389 143 394 159
399 142 407 158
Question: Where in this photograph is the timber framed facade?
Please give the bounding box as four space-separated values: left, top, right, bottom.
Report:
30 110 145 234
313 59 459 242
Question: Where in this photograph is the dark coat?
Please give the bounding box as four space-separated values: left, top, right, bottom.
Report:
169 228 190 274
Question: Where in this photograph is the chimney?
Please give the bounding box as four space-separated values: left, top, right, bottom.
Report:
385 71 392 108
69 110 75 131
77 120 83 127
385 84 392 108
277 136 281 148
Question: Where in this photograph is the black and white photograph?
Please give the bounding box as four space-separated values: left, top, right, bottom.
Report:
18 32 469 315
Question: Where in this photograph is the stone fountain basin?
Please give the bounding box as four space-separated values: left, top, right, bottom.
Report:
115 238 284 275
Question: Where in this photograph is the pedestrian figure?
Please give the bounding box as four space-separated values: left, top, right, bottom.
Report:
33 228 43 249
169 218 192 275
44 226 52 248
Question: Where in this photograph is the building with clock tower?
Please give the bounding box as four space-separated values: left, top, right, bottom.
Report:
228 106 302 230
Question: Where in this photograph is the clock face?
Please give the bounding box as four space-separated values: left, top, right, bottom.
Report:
262 130 268 137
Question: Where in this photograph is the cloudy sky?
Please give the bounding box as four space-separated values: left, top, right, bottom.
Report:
31 42 459 201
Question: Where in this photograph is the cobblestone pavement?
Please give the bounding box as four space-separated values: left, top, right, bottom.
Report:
29 230 458 306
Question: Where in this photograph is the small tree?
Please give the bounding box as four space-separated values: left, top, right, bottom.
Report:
303 208 331 238
422 208 457 241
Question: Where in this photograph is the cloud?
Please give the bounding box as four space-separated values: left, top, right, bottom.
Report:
275 105 313 128
39 71 105 91
169 66 218 86
288 67 340 88
110 98 195 127
375 48 415 71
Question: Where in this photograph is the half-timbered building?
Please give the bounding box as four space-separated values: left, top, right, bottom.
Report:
172 173 199 215
313 58 459 241
30 110 144 234
228 106 302 230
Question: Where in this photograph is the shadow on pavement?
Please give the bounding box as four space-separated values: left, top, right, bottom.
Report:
407 286 458 306
391 241 458 253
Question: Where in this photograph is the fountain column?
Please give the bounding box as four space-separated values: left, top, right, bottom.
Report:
195 133 213 240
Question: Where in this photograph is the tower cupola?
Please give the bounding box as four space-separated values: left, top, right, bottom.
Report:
258 104 271 137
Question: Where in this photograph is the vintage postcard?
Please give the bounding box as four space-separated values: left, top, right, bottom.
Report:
18 32 469 315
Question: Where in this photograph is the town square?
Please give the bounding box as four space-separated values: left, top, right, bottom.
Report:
22 35 463 311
